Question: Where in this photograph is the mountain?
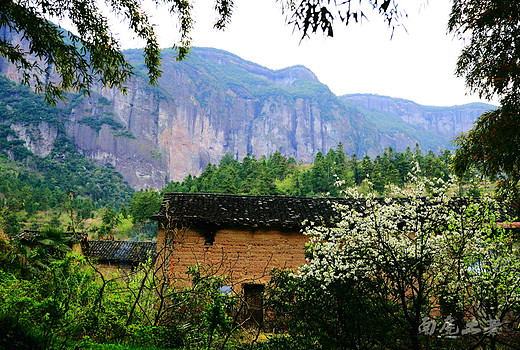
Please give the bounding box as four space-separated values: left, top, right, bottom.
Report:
0 76 134 209
118 47 383 184
0 28 495 189
341 94 495 152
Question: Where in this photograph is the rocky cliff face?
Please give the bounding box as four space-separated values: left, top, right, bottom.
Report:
63 79 171 189
10 122 58 157
341 94 495 153
0 30 494 189
343 94 491 138
58 48 380 189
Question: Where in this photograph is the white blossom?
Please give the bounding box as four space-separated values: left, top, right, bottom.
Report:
298 170 520 334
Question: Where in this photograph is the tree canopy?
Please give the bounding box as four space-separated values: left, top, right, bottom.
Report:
449 0 520 104
449 0 520 200
163 146 468 198
452 106 520 201
0 0 404 104
129 188 162 224
0 0 217 103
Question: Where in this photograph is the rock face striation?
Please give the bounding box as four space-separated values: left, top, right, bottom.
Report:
0 30 495 189
115 48 381 187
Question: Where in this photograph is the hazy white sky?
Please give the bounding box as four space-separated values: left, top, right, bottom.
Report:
108 0 496 107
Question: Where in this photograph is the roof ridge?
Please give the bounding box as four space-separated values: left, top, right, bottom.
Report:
154 194 516 229
162 192 343 200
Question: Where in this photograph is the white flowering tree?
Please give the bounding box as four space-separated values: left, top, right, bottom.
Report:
293 172 520 350
436 198 520 349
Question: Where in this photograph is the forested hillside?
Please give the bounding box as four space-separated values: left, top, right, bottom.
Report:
164 144 479 198
0 76 134 235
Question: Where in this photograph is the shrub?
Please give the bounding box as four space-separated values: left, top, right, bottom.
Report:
0 312 46 350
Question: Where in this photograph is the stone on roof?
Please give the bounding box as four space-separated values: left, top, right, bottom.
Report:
152 193 350 229
17 230 44 241
85 241 157 265
152 193 517 229
17 230 87 244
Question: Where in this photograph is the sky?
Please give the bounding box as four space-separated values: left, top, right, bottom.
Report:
106 0 497 107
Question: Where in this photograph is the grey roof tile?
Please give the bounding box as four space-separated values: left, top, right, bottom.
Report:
85 241 156 264
152 193 516 229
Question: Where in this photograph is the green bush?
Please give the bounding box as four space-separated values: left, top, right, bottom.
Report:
0 233 242 350
265 269 395 349
0 312 46 350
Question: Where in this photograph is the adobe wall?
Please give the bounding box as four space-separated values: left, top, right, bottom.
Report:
94 262 133 278
157 225 308 289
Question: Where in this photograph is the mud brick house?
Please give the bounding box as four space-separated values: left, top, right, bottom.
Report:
152 194 519 288
152 193 350 325
151 193 348 290
152 193 519 325
84 240 157 275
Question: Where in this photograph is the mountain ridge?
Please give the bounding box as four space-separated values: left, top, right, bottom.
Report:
0 28 493 189
342 93 496 109
340 93 495 152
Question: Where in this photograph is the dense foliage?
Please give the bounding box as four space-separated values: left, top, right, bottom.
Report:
0 144 133 214
264 173 520 350
0 228 242 349
450 1 520 202
449 1 520 103
164 144 465 198
0 74 134 235
453 106 520 202
0 75 66 128
129 189 162 225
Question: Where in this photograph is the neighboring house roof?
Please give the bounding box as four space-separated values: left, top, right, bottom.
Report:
17 230 46 241
85 241 157 265
152 193 517 230
17 230 87 244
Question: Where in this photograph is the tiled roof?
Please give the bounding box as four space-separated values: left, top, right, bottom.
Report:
17 230 45 240
152 193 350 229
85 241 157 265
152 193 517 229
17 230 86 244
